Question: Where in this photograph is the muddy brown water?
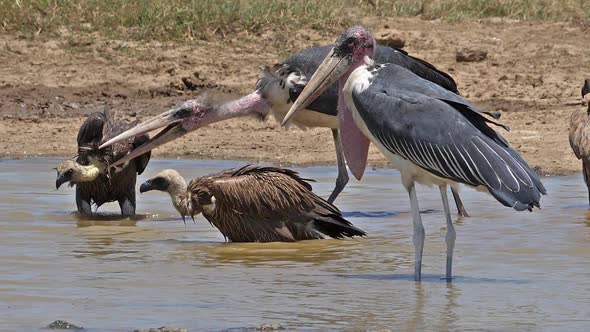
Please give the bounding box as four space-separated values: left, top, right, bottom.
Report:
0 158 589 331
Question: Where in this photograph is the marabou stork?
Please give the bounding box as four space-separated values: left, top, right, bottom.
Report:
281 26 546 281
259 43 481 216
139 165 366 242
569 79 590 205
100 44 477 216
55 109 151 216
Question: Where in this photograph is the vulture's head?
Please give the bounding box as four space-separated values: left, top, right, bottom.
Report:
583 79 590 102
55 160 103 189
140 169 191 221
140 169 186 194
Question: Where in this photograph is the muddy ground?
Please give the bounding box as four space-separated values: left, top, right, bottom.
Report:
1 17 588 175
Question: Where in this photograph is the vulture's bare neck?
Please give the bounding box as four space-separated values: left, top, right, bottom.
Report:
165 177 190 217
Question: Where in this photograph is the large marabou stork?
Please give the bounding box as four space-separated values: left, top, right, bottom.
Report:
259 43 479 216
55 109 151 216
139 165 366 242
282 26 546 281
568 79 590 205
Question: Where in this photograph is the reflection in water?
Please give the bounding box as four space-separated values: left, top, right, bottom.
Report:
0 158 590 331
584 210 590 227
400 283 425 331
184 239 363 266
74 211 148 227
441 283 459 332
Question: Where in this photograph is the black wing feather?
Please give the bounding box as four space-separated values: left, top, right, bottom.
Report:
374 45 458 93
76 112 106 164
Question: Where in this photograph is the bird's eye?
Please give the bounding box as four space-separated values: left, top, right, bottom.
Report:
346 36 355 45
66 169 74 175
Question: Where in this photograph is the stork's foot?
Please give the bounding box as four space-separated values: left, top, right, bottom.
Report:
457 208 470 218
451 188 469 218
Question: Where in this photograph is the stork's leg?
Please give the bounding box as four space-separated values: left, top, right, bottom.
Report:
327 128 349 204
408 181 425 281
119 198 135 216
451 187 469 217
75 186 92 216
440 185 456 281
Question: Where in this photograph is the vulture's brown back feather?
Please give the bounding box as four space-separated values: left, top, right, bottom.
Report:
186 165 365 242
569 109 590 161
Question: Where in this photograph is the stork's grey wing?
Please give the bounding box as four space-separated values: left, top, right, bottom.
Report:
373 64 507 131
374 45 458 94
352 83 545 211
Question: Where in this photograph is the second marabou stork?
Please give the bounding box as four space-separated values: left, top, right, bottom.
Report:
100 43 478 216
281 26 546 281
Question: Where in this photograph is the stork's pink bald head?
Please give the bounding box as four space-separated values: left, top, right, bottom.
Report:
333 25 376 67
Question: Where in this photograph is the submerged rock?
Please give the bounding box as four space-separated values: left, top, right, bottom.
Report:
134 327 188 332
255 323 284 331
224 323 285 332
44 320 84 330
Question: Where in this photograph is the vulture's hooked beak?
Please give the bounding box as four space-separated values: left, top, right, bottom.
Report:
281 48 352 126
139 179 156 193
55 170 72 190
99 103 195 168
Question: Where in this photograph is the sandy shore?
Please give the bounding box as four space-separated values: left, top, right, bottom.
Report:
1 17 587 175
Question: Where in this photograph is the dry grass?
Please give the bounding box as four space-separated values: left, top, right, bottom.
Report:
1 0 589 40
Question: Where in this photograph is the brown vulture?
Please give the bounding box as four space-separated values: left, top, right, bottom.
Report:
139 165 366 242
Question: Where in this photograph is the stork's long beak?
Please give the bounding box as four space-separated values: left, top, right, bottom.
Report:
99 104 193 168
281 49 352 126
